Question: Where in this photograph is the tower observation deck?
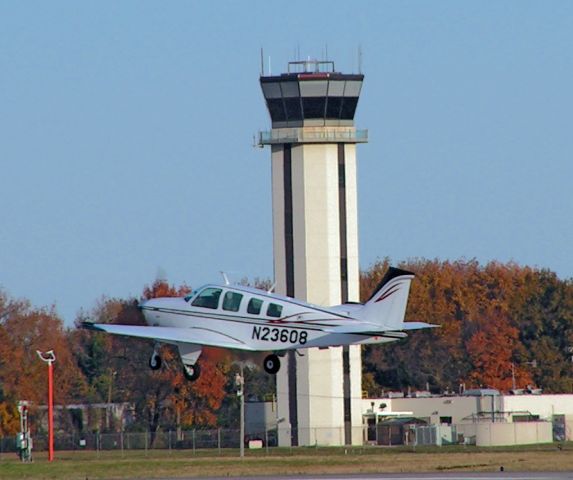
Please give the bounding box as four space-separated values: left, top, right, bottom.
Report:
259 60 368 144
259 60 367 447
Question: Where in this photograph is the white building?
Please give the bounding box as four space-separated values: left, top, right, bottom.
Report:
362 391 573 446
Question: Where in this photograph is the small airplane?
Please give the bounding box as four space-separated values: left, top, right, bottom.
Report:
84 267 436 381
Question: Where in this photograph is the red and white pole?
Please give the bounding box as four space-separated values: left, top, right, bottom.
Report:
37 350 56 462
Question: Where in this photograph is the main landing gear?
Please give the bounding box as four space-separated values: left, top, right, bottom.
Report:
148 350 201 382
183 363 201 382
263 354 281 374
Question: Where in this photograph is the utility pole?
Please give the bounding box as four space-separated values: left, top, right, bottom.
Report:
37 350 56 462
106 369 116 430
235 364 245 458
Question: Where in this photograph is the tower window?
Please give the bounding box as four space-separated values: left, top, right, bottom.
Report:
302 97 326 118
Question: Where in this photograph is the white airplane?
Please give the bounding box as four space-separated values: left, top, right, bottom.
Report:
84 267 436 381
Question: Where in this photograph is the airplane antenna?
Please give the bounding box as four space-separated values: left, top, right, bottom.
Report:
267 283 276 294
220 271 230 286
260 47 264 76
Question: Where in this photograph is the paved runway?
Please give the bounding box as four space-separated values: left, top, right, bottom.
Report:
147 472 573 480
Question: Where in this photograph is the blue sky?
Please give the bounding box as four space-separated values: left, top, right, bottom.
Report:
1 1 572 324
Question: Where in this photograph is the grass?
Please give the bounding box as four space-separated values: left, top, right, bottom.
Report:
0 443 572 479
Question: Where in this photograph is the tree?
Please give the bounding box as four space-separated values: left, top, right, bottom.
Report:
465 309 533 390
0 290 86 434
73 279 230 438
360 259 571 394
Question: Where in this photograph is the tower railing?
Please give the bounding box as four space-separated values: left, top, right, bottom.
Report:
258 128 368 146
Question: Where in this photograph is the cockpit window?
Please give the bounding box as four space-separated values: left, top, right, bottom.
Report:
184 290 198 302
267 303 283 318
247 298 263 315
191 288 222 309
222 291 243 312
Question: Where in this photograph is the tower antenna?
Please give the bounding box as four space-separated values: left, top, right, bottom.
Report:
260 48 264 76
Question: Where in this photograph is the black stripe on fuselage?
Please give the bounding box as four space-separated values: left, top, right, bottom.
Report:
141 306 341 331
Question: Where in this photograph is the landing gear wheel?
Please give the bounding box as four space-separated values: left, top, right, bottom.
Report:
263 354 281 374
149 352 162 370
183 363 201 381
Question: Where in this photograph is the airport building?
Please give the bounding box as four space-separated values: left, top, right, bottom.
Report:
246 391 573 447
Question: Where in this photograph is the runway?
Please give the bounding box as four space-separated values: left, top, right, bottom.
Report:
147 472 573 480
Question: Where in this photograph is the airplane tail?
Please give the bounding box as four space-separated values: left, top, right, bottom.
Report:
357 267 415 329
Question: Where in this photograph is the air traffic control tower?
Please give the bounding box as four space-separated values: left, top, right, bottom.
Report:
259 60 367 446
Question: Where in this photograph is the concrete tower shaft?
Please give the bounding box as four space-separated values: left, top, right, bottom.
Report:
259 60 367 447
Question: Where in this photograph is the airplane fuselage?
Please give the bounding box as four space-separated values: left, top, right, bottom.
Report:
140 284 404 353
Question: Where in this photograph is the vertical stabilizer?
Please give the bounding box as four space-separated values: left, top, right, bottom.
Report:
359 268 415 329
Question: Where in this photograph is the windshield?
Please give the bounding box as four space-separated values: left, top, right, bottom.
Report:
184 288 201 303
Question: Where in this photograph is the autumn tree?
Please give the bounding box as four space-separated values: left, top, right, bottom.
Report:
360 259 572 395
74 279 230 438
0 290 86 435
465 309 533 390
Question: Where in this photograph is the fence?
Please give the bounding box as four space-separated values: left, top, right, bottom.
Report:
0 425 442 456
2 422 551 456
1 429 245 456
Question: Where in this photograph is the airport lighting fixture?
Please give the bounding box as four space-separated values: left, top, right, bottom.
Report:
36 350 56 462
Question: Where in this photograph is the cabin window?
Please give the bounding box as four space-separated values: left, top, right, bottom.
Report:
267 303 283 318
191 288 222 309
222 291 243 312
247 298 263 315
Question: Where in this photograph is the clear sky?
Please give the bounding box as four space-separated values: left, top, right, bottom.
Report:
1 1 572 325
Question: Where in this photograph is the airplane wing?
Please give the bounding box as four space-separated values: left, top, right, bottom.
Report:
82 323 257 351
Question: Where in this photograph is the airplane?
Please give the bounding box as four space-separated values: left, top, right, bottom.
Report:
83 267 437 381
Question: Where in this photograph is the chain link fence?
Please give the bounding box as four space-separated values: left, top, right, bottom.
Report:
0 424 458 457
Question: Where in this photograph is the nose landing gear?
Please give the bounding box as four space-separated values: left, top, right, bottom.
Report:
149 351 162 370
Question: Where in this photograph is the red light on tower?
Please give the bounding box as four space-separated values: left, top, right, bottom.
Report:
37 350 56 462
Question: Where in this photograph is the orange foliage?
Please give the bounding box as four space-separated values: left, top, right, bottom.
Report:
361 259 552 393
143 280 191 300
0 401 20 436
0 307 86 406
465 310 533 390
0 295 87 435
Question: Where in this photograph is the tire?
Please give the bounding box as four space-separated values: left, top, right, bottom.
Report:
183 363 201 381
149 352 162 370
263 354 281 374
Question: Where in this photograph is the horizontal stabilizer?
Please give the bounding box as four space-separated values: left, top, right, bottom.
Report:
326 321 437 335
81 322 256 351
394 322 439 331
